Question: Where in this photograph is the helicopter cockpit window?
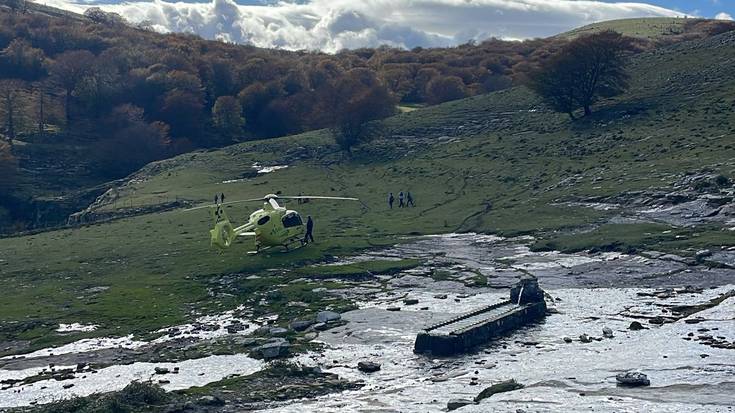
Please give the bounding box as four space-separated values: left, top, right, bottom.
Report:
282 213 303 228
257 216 270 226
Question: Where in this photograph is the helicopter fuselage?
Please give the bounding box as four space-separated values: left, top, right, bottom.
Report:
246 202 305 249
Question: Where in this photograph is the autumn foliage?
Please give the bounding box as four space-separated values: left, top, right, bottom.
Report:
1 5 733 175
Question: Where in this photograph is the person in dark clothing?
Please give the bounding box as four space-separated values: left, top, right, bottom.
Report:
388 192 394 209
407 191 415 207
303 216 315 244
220 193 225 204
398 191 405 208
214 194 219 205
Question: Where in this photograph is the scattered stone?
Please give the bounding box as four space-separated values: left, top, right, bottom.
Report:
313 323 330 331
616 371 650 387
154 367 170 375
252 340 290 359
629 321 645 331
289 320 314 331
316 311 341 323
602 327 614 338
158 379 170 384
226 323 247 334
403 298 419 305
53 372 75 381
563 337 573 343
648 316 665 325
62 383 74 389
695 249 712 261
357 361 381 373
579 334 592 343
269 327 289 336
474 379 524 402
386 307 401 312
304 332 318 340
434 294 448 299
198 395 225 406
447 399 476 411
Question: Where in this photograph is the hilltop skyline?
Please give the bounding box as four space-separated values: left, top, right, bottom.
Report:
34 0 735 52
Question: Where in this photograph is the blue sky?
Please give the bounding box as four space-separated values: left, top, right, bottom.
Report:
43 0 735 52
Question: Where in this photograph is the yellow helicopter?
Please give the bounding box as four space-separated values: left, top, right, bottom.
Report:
186 193 358 253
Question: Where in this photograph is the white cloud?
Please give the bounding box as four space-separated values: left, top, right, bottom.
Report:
41 0 684 52
715 12 733 21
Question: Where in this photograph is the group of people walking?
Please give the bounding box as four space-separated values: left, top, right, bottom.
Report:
388 191 415 209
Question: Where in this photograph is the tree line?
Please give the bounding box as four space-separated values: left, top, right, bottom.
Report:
1 5 733 179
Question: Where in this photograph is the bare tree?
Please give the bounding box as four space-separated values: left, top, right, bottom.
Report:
0 79 25 145
50 50 95 124
529 31 633 119
37 83 45 137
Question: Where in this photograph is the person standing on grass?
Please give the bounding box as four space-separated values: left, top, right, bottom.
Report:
304 216 315 244
398 191 405 208
388 192 394 209
407 191 415 207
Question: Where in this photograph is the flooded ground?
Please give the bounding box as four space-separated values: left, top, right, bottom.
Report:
274 234 735 412
1 234 733 411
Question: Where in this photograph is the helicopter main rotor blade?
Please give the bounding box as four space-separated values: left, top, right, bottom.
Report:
183 197 267 211
278 196 359 201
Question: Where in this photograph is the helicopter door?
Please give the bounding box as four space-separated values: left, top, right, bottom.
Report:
281 212 303 228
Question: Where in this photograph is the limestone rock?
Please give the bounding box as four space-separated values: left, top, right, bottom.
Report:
357 361 381 373
629 321 645 330
447 399 476 411
289 320 314 331
317 311 341 323
252 339 290 359
269 327 289 336
616 371 650 387
474 379 524 402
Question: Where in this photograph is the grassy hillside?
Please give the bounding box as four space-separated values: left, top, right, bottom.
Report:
559 17 689 39
557 17 734 41
0 29 734 353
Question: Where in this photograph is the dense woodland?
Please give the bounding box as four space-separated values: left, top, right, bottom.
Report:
0 3 734 227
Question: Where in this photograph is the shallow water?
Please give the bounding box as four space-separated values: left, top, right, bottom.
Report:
0 354 263 407
268 234 735 412
274 287 734 412
2 233 733 410
0 307 264 407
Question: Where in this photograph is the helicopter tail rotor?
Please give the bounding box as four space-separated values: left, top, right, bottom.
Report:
208 205 237 249
210 218 236 249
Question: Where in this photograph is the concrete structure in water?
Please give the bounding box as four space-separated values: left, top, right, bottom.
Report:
414 276 547 356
